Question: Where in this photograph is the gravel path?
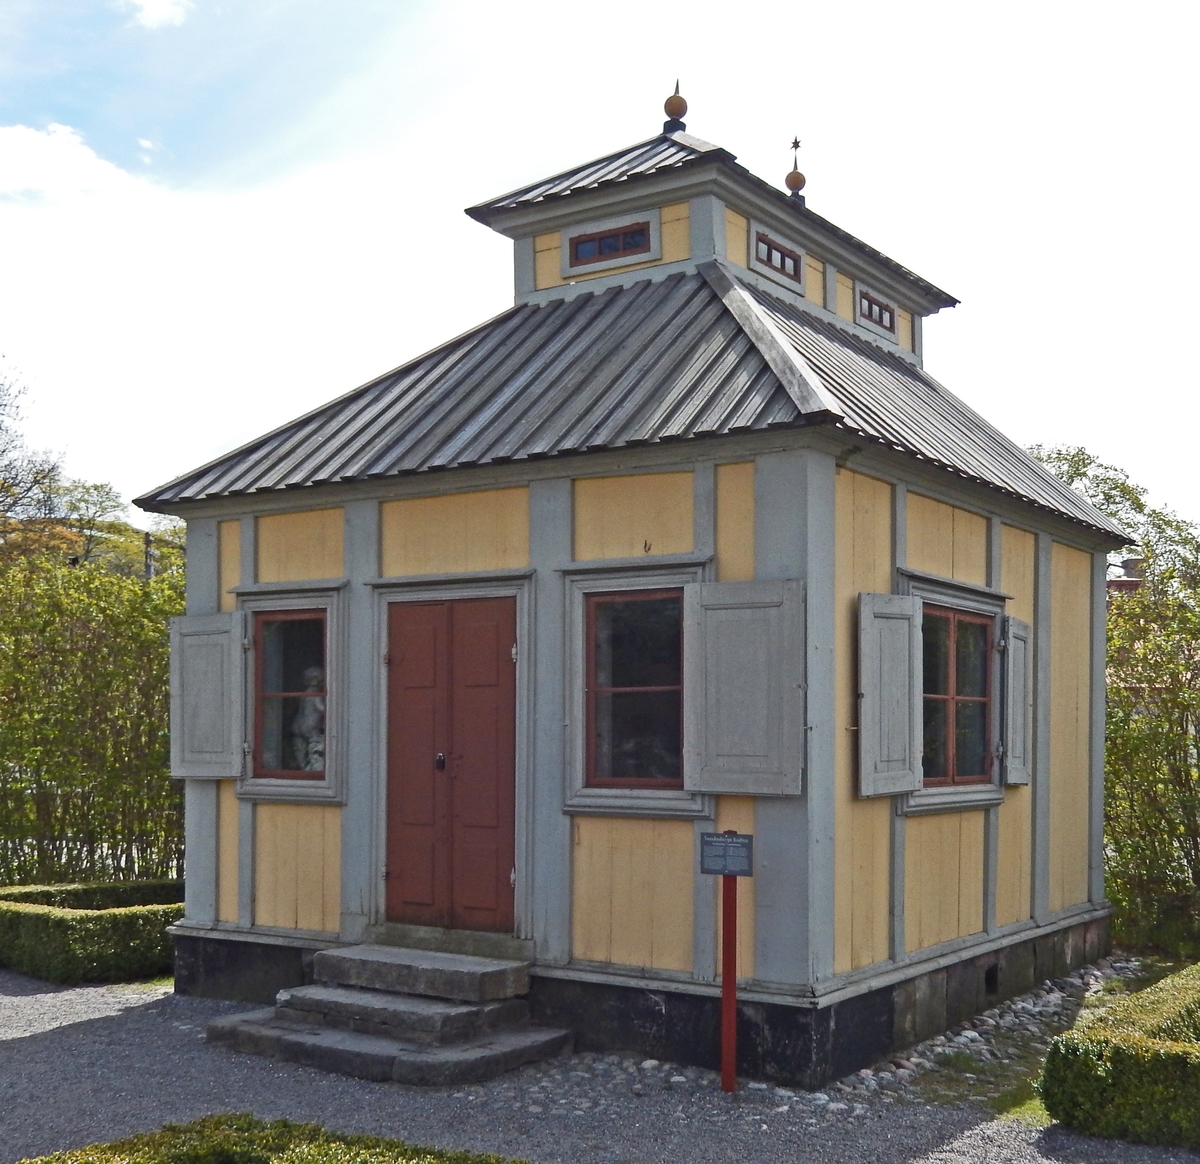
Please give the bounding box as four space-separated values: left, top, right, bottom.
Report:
1 968 1196 1164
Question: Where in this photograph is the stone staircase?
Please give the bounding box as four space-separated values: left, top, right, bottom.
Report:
206 945 571 1085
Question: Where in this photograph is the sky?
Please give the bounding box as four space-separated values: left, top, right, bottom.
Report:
0 0 1197 528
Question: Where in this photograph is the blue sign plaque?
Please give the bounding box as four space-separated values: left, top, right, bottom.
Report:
700 832 754 877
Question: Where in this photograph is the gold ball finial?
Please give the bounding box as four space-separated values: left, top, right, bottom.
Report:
664 81 687 121
785 135 806 195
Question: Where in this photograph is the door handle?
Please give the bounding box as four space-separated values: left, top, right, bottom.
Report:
435 753 446 771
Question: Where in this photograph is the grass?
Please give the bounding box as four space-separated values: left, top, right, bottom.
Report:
18 1113 528 1164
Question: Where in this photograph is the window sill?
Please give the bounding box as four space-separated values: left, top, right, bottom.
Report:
565 785 713 819
237 777 343 805
900 782 1005 815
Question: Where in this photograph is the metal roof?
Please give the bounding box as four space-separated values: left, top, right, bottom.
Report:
467 129 958 311
466 132 725 217
135 266 1124 541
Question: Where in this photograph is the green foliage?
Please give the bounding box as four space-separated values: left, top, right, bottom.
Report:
0 880 183 909
19 1113 530 1163
1041 964 1200 1148
1032 446 1200 955
0 881 184 983
0 556 185 884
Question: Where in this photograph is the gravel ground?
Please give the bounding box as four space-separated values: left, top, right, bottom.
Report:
1 966 1197 1164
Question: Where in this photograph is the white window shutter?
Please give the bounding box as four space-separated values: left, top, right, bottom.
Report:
170 611 246 779
1002 616 1033 785
858 593 924 796
683 580 803 796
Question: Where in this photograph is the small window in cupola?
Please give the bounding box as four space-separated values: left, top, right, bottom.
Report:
859 290 896 333
754 232 802 282
569 222 651 268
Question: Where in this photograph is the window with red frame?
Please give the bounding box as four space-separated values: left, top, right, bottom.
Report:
859 290 896 332
568 222 651 267
254 610 327 780
586 590 683 787
755 232 802 281
921 606 993 784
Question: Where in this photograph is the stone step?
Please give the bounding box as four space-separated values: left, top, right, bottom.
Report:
314 945 530 1002
207 1009 571 1085
366 921 533 963
275 984 528 1045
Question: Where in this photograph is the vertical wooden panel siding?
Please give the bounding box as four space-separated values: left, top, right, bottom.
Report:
715 796 756 978
805 256 825 307
836 273 855 321
380 488 529 577
574 472 694 560
659 202 690 263
906 493 988 585
218 520 240 613
996 525 1037 926
715 462 755 582
534 231 561 291
833 469 894 971
256 508 344 583
1049 542 1092 911
571 816 693 971
725 208 749 266
904 811 985 951
897 309 914 352
254 803 342 933
216 780 239 924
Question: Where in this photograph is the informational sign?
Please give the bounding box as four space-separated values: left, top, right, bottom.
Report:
700 831 754 877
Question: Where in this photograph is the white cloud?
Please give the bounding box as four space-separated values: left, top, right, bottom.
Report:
0 123 145 202
117 0 193 30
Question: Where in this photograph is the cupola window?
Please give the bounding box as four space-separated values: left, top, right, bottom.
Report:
569 222 651 268
755 232 802 281
859 291 896 333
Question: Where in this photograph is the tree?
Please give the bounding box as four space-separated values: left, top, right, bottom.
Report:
1033 446 1200 954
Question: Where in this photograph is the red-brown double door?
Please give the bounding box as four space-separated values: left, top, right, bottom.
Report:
385 597 516 933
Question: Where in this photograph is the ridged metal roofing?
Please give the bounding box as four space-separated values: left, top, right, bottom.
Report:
466 132 722 216
135 267 1123 541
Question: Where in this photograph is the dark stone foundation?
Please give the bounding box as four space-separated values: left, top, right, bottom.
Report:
174 913 1108 1087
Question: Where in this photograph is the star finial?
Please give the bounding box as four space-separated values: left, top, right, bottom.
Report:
785 136 806 197
791 137 801 152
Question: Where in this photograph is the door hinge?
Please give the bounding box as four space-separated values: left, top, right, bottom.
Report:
510 867 516 888
511 642 518 664
383 651 391 667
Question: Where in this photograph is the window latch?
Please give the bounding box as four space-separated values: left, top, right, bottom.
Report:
435 753 446 771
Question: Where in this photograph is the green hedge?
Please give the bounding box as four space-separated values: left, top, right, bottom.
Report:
20 1113 527 1163
0 880 184 984
1041 962 1200 1148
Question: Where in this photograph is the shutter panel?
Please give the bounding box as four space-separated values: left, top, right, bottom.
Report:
1002 615 1033 785
683 580 803 796
858 593 924 796
170 612 245 779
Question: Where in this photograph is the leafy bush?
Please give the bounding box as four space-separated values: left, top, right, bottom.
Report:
19 1113 528 1163
0 880 183 909
1041 963 1200 1147
0 557 184 886
0 880 183 983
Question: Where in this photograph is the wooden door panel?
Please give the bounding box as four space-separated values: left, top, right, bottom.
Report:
386 596 516 933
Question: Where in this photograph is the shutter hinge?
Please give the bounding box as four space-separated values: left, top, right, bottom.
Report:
510 867 516 888
996 638 1008 652
242 637 251 651
511 642 518 664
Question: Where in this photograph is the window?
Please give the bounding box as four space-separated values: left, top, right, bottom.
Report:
254 609 327 780
569 222 651 268
859 291 895 332
585 589 683 787
921 605 992 785
754 232 802 281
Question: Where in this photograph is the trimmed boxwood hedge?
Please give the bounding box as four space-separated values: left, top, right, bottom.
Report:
0 880 183 984
1041 962 1200 1149
20 1112 527 1163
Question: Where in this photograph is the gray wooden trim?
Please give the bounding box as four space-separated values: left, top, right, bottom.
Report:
903 784 1005 815
183 779 218 926
1031 533 1053 923
513 236 535 298
752 448 837 987
1089 551 1107 903
232 578 349 594
889 480 907 961
691 817 718 983
692 461 715 561
365 568 534 588
239 516 256 587
896 567 1012 602
339 498 379 942
556 551 712 574
528 478 574 963
984 806 1000 934
987 516 1003 591
237 796 255 928
688 194 725 264
824 262 840 315
185 518 219 617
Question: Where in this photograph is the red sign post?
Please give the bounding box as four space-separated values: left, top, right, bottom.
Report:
700 829 754 1094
